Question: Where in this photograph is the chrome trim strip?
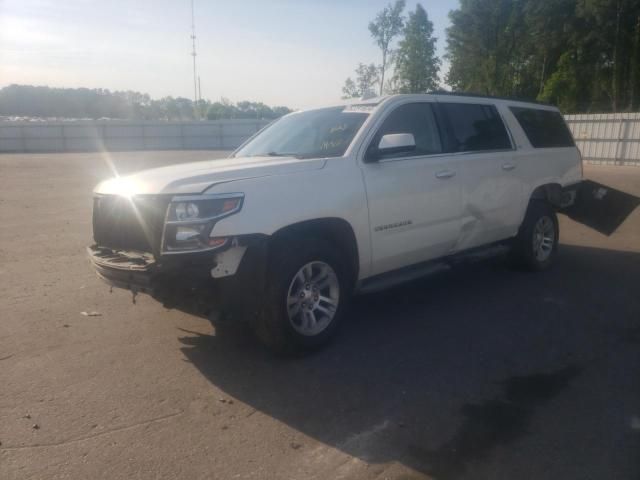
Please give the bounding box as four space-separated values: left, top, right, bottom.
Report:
377 148 515 164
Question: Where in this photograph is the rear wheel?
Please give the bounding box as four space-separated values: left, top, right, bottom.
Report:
253 237 350 354
511 201 559 271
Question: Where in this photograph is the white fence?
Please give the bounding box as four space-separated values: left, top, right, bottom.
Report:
0 119 271 153
565 113 640 166
2 114 640 164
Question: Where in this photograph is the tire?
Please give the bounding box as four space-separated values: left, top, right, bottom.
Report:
511 200 559 271
253 236 350 354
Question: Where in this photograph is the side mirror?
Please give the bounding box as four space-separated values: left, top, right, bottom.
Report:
368 133 416 161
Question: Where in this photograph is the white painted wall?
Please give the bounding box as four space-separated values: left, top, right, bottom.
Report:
565 113 640 166
3 114 640 165
0 119 271 153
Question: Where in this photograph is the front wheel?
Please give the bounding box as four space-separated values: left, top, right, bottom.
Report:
285 260 341 338
253 237 350 354
511 201 559 271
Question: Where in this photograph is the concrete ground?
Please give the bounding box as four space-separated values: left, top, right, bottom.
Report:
0 151 639 480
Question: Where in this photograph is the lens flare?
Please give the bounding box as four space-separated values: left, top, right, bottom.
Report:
99 150 155 250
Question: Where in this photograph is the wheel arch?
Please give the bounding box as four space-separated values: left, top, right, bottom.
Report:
514 182 564 232
269 218 360 288
529 183 564 207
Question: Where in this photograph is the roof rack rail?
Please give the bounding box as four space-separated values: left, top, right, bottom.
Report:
428 90 551 106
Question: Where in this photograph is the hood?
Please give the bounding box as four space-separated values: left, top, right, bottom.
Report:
94 155 327 196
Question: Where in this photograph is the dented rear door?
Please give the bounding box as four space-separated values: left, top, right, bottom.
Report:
453 149 524 250
433 100 524 251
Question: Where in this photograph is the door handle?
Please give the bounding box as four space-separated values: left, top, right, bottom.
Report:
502 163 516 171
435 170 456 179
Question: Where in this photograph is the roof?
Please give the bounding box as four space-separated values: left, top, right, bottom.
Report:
428 90 551 106
305 92 556 115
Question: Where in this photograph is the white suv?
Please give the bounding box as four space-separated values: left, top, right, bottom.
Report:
89 93 582 352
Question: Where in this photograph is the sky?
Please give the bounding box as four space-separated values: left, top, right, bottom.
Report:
0 0 459 110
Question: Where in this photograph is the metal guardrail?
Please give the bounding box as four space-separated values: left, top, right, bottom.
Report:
565 113 640 166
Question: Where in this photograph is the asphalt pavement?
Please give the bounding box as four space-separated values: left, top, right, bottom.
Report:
1 151 638 480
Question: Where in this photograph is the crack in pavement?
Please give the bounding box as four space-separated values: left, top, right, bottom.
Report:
0 411 183 451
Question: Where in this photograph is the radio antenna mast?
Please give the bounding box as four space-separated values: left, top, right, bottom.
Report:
190 0 199 117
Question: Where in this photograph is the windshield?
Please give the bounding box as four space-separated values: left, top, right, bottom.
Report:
234 107 369 159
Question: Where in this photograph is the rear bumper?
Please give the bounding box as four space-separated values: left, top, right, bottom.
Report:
87 238 268 322
560 183 580 208
560 180 640 236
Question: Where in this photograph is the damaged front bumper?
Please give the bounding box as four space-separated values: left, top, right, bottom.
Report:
88 246 157 295
87 237 268 322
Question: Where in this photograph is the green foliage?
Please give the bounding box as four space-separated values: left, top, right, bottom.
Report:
538 52 581 112
446 0 640 112
393 4 440 93
446 0 531 97
205 99 291 120
342 63 380 99
368 0 406 95
0 85 291 121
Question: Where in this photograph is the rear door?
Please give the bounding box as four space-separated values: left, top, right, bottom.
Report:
360 101 463 276
435 100 523 250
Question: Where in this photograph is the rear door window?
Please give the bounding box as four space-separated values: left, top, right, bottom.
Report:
509 107 575 148
439 103 512 152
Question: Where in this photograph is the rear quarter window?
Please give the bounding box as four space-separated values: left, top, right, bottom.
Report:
509 107 575 148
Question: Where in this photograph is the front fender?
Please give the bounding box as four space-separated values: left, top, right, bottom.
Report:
205 159 373 279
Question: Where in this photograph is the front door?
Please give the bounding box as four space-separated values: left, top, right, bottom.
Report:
360 102 463 276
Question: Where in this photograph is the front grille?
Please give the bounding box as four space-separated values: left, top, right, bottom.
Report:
93 195 171 253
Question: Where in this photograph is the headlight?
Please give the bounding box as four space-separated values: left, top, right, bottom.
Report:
162 193 243 253
175 202 200 221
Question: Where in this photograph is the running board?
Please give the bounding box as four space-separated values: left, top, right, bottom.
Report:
356 243 510 295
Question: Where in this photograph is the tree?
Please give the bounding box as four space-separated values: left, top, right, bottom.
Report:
445 0 640 112
342 63 380 99
0 85 292 121
271 106 293 118
522 0 577 97
206 98 291 120
538 51 581 112
368 0 406 96
575 0 640 111
446 0 531 97
393 3 440 93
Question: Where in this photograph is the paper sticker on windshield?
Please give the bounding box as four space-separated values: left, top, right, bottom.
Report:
343 105 376 113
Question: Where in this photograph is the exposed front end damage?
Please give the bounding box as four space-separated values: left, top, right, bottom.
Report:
87 235 268 323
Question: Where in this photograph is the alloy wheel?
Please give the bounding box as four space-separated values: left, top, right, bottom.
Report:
286 261 340 336
533 215 555 262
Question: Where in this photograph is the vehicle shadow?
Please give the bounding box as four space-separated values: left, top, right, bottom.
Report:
178 244 640 479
